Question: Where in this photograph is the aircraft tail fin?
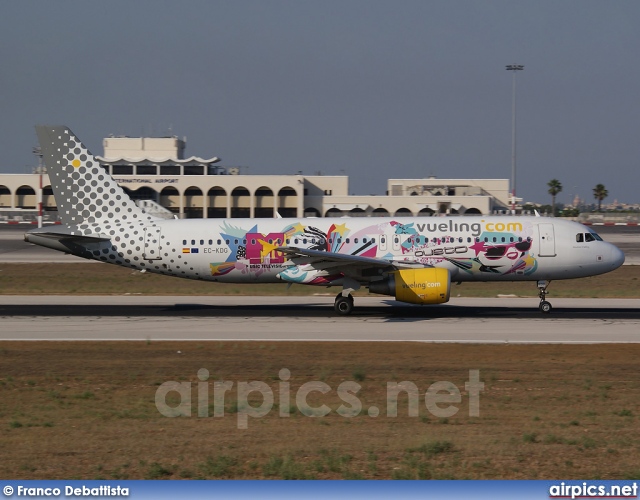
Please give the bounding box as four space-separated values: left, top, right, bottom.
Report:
35 125 157 227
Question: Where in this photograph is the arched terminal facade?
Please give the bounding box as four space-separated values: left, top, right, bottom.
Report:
1 135 510 221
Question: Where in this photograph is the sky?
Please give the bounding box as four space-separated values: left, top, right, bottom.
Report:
1 1 639 205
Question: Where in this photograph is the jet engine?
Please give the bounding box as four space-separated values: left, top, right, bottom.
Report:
369 268 451 305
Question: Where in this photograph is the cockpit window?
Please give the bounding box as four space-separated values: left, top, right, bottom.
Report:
576 233 584 242
584 233 595 242
590 232 603 241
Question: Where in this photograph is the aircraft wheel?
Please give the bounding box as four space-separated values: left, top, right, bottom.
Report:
539 301 552 314
334 295 354 315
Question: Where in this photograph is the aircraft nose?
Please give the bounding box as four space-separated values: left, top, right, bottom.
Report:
610 244 625 269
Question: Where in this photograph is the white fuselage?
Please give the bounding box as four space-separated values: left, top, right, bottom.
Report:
68 215 622 286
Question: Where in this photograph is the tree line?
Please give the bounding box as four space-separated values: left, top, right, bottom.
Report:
546 179 609 216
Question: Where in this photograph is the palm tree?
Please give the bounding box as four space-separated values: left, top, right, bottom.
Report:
593 184 608 212
547 179 563 216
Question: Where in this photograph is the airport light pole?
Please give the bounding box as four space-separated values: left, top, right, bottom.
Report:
506 64 524 213
32 147 44 228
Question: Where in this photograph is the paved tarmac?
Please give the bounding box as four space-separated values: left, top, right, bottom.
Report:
1 295 639 343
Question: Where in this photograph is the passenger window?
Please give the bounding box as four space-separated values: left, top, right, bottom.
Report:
576 234 584 242
183 240 187 245
381 237 386 244
225 239 230 244
354 238 359 243
346 238 350 243
252 239 256 245
303 238 307 244
585 233 595 242
208 240 212 245
191 239 195 245
363 238 368 243
200 240 204 245
217 239 221 245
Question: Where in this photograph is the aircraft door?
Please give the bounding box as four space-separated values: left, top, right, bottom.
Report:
537 223 556 257
143 227 162 260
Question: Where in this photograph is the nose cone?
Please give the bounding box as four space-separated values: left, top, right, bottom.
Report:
610 244 625 270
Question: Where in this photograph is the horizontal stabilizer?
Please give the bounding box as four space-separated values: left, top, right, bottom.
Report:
25 232 111 244
24 227 111 255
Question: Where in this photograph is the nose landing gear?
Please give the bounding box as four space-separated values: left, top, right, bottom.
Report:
537 280 552 313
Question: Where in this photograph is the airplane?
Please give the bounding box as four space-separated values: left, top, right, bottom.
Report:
25 125 625 315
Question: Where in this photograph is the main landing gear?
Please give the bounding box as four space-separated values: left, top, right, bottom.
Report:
537 280 552 313
334 293 354 315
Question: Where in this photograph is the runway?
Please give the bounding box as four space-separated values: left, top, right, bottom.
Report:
2 295 639 343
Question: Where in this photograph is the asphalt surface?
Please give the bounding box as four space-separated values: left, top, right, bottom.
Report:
1 296 639 343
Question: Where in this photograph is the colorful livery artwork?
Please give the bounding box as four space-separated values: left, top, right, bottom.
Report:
26 126 625 315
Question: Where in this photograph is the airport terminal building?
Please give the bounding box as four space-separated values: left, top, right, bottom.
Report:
0 135 511 221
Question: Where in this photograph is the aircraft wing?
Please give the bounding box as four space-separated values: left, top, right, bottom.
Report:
276 246 426 271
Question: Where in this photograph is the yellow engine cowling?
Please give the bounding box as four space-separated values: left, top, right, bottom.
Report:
369 268 451 305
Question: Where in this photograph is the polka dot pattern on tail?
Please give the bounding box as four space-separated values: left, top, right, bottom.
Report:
35 125 165 270
35 126 156 228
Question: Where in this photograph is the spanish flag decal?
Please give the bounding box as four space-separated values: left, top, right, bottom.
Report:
182 248 190 254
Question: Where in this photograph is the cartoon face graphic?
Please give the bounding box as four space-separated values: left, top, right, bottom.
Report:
470 232 537 275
